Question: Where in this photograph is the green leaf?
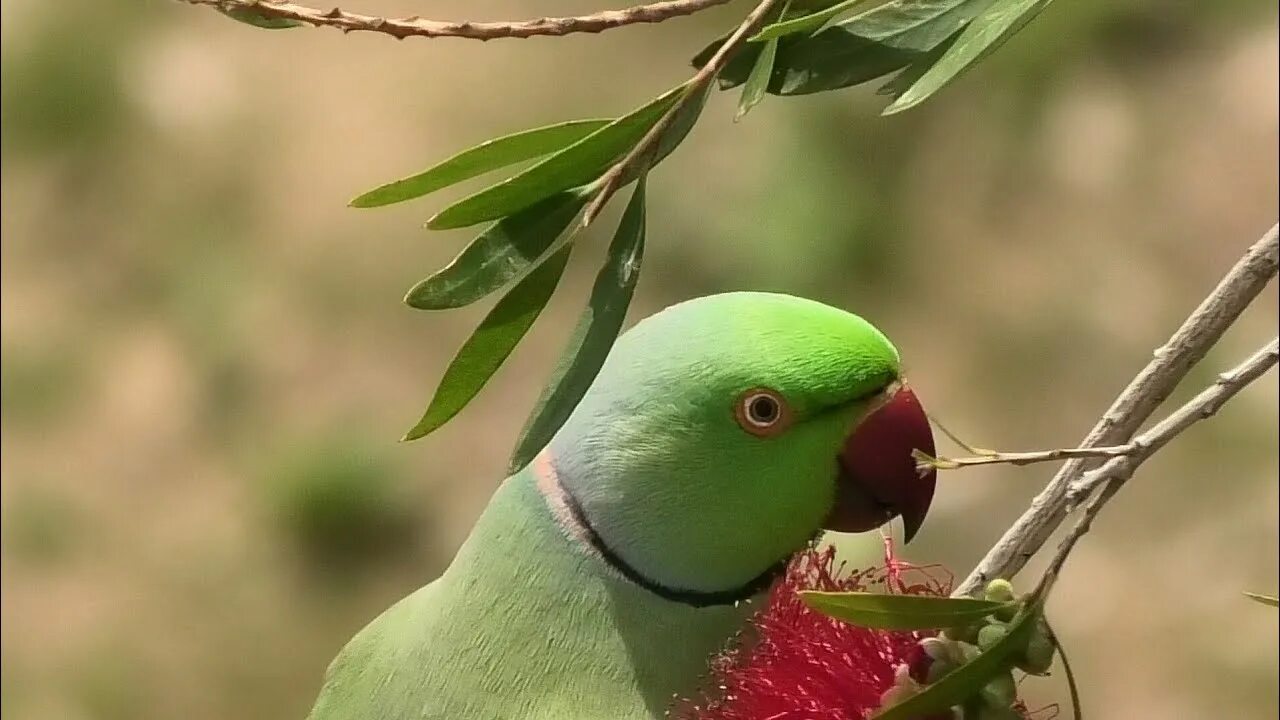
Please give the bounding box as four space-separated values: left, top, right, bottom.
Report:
876 29 962 98
405 191 586 310
884 0 1052 115
1244 591 1280 608
507 179 648 473
649 82 711 171
871 591 1046 720
772 28 918 96
753 0 867 42
838 0 993 50
402 246 573 441
218 7 304 29
736 36 780 120
350 120 611 208
768 0 992 96
428 88 682 230
801 591 1015 630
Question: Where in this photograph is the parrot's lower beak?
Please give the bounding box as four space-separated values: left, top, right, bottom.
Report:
825 384 937 543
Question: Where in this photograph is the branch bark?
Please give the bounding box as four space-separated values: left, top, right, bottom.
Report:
184 0 735 41
955 223 1279 597
581 0 782 227
1038 336 1278 593
1065 337 1279 507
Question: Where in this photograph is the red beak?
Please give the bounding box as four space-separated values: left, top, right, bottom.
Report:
825 385 937 543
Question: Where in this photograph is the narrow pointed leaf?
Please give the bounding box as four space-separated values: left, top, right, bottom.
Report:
769 0 988 96
774 29 917 95
650 82 711 168
871 591 1047 720
351 120 611 208
403 246 573 441
884 0 1051 115
508 180 647 473
219 7 304 29
428 88 682 230
837 0 991 50
876 29 962 97
1244 591 1279 608
801 591 1015 630
405 191 586 310
736 36 780 120
753 0 867 42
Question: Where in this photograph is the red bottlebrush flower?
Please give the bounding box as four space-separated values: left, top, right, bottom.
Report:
676 542 957 720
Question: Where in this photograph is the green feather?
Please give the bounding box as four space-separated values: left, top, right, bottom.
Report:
308 292 906 719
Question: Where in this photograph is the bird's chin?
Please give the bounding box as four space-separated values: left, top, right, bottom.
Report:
824 467 895 534
822 384 937 543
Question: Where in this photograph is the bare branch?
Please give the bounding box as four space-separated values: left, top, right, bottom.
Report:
581 0 782 227
1066 337 1279 507
955 224 1279 597
1040 339 1277 591
183 0 735 41
1024 338 1278 598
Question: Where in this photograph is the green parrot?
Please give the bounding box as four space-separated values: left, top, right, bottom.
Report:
307 292 938 720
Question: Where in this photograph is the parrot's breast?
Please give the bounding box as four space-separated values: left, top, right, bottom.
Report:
307 464 756 720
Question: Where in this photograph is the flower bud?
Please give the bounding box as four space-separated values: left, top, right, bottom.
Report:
984 579 1015 603
976 621 1009 650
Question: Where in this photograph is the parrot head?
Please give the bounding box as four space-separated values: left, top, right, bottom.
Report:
545 292 936 597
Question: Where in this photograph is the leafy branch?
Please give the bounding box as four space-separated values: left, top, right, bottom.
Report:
192 0 1057 457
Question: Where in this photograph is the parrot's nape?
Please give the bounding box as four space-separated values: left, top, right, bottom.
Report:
307 292 939 720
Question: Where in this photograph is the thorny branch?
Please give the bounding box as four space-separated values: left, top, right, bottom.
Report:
183 0 734 41
956 223 1280 597
581 0 782 227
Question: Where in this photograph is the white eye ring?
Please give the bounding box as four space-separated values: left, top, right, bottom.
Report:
734 388 791 437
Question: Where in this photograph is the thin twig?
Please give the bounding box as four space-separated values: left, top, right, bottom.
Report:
1066 337 1279 507
183 0 734 41
955 224 1279 597
914 444 1137 471
1031 338 1277 600
580 0 782 227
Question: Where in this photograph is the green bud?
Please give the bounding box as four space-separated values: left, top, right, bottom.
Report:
978 670 1018 709
1015 617 1056 675
976 622 1010 651
984 579 1016 603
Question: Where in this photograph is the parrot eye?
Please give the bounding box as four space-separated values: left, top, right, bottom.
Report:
734 388 792 437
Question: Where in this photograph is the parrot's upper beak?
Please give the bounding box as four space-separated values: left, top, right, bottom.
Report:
825 384 937 543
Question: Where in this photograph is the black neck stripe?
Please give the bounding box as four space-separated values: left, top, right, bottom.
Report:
558 483 787 608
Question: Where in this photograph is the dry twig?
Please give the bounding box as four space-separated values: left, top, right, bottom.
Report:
956 224 1279 597
183 0 734 41
1066 337 1279 507
1033 337 1278 599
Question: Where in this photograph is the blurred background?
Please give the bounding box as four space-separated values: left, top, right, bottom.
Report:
2 1 1277 718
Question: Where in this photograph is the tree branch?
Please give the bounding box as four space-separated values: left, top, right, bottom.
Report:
184 0 735 41
1065 337 1279 507
915 444 1138 471
955 224 1279 597
1038 337 1277 595
581 0 782 227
